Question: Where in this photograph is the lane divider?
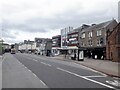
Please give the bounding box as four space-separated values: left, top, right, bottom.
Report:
56 67 115 89
32 59 38 62
40 62 52 67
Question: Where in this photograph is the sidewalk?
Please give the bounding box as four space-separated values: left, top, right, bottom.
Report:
51 55 120 78
0 55 3 90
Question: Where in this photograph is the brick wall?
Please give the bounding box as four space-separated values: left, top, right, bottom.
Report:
106 23 120 62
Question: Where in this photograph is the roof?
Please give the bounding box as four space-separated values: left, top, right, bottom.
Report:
68 24 90 34
52 35 61 38
81 19 117 32
108 22 120 37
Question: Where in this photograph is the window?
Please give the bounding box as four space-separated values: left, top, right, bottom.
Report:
71 41 78 44
88 40 92 46
88 31 92 38
97 39 101 46
97 38 104 46
71 34 78 38
97 30 102 36
81 32 85 39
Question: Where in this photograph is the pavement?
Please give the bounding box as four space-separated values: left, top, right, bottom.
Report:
0 55 2 90
50 55 120 78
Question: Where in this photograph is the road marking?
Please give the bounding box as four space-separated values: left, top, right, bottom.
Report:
39 79 47 86
84 76 106 78
106 80 120 87
17 60 47 86
32 59 38 62
74 63 107 77
57 67 115 89
40 62 51 67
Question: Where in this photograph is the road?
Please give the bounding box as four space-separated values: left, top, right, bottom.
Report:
2 53 120 89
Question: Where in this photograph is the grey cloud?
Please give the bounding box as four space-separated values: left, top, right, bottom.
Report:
2 5 117 34
2 0 118 44
26 8 117 31
2 30 16 39
2 20 48 33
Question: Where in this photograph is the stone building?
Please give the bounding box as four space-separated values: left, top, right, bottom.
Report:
106 23 120 62
79 19 118 59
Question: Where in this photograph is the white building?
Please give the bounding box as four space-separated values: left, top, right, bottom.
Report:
61 26 73 50
18 40 36 53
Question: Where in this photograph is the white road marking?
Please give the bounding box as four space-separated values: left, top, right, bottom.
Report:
32 59 38 62
17 60 47 86
57 67 115 89
84 76 106 78
40 80 47 86
28 70 32 72
40 62 51 67
74 63 107 77
106 80 120 87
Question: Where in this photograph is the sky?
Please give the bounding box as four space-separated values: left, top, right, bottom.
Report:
0 0 119 44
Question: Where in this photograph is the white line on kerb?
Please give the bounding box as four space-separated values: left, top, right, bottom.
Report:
57 67 115 89
40 62 51 67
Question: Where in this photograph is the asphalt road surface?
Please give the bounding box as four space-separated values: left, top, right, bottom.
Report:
2 53 120 89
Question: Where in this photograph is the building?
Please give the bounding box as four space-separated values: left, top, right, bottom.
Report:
3 43 11 53
35 38 44 51
18 42 26 52
52 35 61 56
45 39 52 56
67 24 90 60
79 19 118 59
106 23 120 62
67 29 78 59
61 26 73 54
18 40 36 53
0 39 2 55
14 43 19 53
35 38 52 55
118 1 120 22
